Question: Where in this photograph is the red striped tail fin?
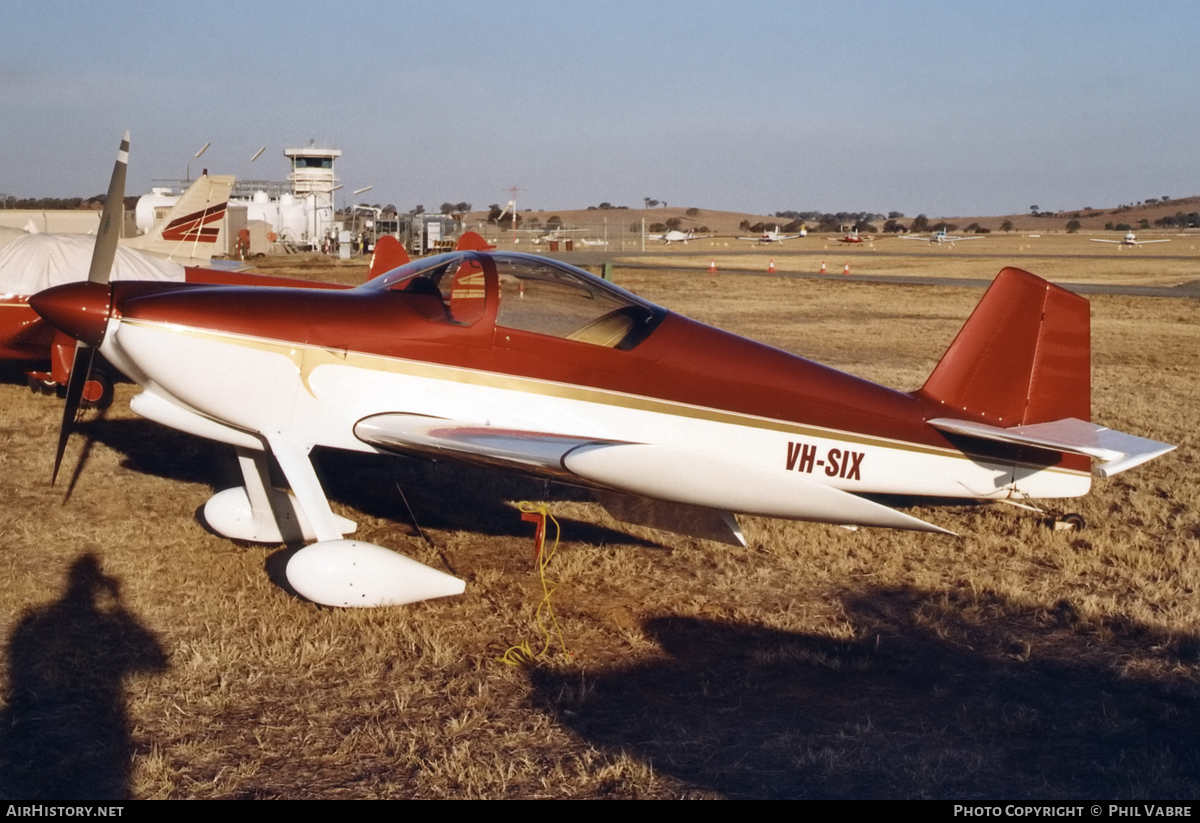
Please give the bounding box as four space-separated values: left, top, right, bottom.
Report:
917 267 1090 426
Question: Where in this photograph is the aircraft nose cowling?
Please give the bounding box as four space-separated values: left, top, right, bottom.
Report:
29 281 112 348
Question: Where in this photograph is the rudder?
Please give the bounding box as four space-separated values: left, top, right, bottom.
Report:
917 268 1090 426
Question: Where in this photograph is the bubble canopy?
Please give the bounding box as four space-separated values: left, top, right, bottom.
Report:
362 252 666 349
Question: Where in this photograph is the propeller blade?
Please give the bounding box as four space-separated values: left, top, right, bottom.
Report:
53 343 95 485
52 131 127 484
87 130 129 287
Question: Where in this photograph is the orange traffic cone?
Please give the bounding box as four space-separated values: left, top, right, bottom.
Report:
842 263 850 276
709 259 717 274
819 260 826 274
767 259 775 273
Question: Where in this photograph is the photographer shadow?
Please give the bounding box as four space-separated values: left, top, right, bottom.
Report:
0 553 167 800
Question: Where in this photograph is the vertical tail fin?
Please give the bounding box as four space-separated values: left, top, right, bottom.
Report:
124 174 235 264
917 267 1090 426
367 234 411 280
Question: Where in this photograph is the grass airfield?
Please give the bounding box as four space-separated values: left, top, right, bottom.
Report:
0 244 1196 798
608 230 1200 287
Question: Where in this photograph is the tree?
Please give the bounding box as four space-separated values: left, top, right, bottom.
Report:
686 207 700 217
665 217 682 230
439 202 455 214
487 204 502 224
546 215 563 229
1030 205 1039 214
1000 220 1014 232
455 202 471 213
1066 219 1081 233
911 214 929 232
643 197 651 209
888 211 905 219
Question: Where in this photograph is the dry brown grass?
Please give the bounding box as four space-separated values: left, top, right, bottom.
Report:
0 252 1196 798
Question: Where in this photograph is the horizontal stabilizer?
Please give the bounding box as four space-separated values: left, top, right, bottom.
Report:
928 417 1175 477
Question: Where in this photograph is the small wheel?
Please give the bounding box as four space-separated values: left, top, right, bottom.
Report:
1061 513 1085 531
27 375 57 395
81 371 115 410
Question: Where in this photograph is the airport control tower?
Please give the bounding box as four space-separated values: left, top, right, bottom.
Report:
284 144 341 245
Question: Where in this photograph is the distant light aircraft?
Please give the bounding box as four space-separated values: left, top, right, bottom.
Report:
33 133 1175 609
738 225 805 244
901 229 984 245
646 229 712 245
1090 232 1170 247
838 229 868 244
516 228 587 245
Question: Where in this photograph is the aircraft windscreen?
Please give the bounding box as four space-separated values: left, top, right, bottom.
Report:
366 254 468 291
365 253 487 326
491 254 664 349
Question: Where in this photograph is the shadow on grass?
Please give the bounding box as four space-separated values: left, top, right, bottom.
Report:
0 552 167 799
531 586 1200 798
76 416 659 545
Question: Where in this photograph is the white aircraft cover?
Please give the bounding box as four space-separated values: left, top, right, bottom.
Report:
0 233 185 296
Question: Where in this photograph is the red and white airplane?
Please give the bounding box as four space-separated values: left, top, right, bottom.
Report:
837 229 869 244
32 136 1175 609
1090 232 1170 247
738 225 806 244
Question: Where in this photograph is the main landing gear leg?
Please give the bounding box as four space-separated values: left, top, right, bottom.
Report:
993 499 1085 531
263 436 466 608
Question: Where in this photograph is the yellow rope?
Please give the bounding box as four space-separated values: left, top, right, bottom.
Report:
498 502 571 666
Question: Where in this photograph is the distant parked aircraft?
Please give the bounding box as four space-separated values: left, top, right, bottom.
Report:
901 229 983 245
646 229 712 245
738 225 806 244
1090 232 1169 247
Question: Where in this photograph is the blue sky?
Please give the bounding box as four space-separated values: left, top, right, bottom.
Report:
2 1 1196 217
